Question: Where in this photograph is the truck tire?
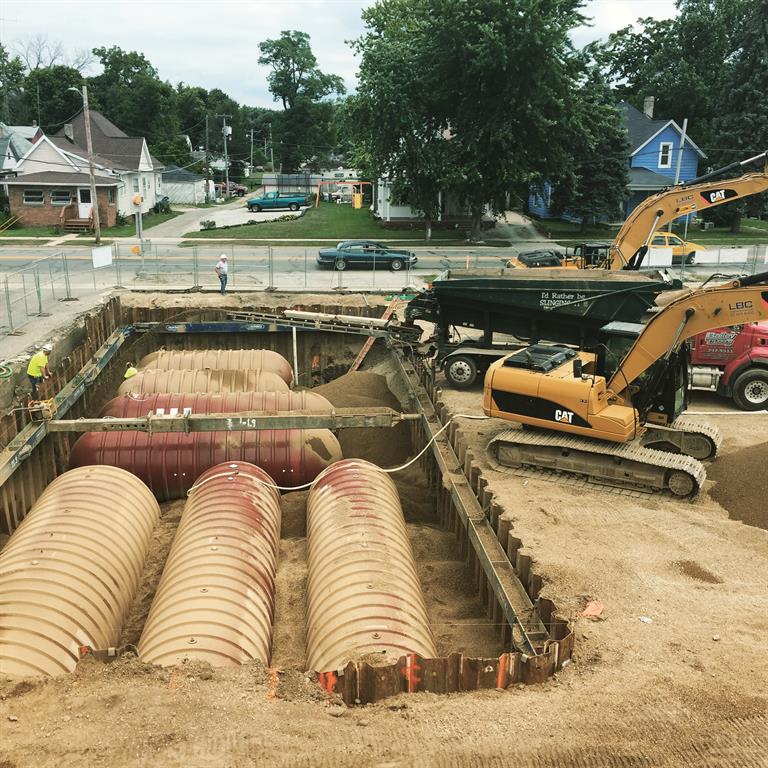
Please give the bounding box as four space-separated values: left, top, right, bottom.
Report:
444 355 478 388
390 258 404 271
289 203 299 211
732 369 768 410
252 204 261 213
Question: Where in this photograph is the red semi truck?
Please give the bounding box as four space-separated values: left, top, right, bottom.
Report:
689 321 768 410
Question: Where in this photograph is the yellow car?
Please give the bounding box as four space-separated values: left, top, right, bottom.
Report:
649 232 705 264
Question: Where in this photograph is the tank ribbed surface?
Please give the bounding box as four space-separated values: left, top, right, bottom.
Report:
138 349 293 385
138 462 281 667
100 390 332 419
117 369 289 396
69 429 342 501
306 459 436 672
0 466 159 677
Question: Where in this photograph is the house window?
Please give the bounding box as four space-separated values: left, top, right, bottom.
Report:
133 178 139 192
108 188 116 204
658 142 674 169
22 189 44 205
50 189 72 206
142 177 147 192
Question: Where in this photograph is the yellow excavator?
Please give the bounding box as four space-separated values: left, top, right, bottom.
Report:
510 151 768 270
483 270 768 496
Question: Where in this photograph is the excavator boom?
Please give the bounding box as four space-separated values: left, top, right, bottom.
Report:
608 152 768 270
608 271 768 394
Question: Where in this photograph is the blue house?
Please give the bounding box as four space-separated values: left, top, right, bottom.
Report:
529 100 706 222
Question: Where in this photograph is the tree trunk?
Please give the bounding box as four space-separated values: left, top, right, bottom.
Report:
580 216 588 234
425 219 432 242
730 212 742 234
470 210 483 241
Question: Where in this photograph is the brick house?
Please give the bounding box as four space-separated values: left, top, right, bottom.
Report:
6 110 163 231
5 135 120 230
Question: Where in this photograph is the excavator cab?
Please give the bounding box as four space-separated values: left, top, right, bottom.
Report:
596 322 690 426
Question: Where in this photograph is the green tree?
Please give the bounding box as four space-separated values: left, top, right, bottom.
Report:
600 0 753 148
350 0 588 238
550 56 629 232
258 31 345 109
22 65 82 129
710 0 768 229
0 44 26 123
258 31 345 171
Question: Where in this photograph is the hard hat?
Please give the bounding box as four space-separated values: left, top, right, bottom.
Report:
42 343 53 352
220 254 227 259
126 362 134 367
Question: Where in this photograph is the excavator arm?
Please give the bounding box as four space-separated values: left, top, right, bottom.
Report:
607 152 768 270
607 271 768 396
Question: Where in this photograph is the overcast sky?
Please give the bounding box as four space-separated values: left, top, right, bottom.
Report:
1 0 679 108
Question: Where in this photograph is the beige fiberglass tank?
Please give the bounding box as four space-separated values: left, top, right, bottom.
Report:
139 349 293 386
138 462 281 667
0 466 159 677
117 369 290 396
305 459 436 672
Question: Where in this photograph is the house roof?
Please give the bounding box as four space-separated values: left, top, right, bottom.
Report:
161 164 203 183
47 136 116 170
619 102 706 159
3 125 40 140
628 167 674 191
53 110 149 171
5 171 119 186
0 130 33 161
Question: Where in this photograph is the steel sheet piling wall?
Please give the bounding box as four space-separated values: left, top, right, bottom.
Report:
0 466 159 676
138 349 294 386
138 462 281 667
117 369 290 396
306 459 437 672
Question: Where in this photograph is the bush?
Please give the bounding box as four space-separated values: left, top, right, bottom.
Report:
200 219 216 231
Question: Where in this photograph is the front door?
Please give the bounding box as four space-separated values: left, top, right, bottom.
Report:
78 188 92 219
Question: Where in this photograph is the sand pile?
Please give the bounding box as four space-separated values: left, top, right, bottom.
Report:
707 441 768 529
313 372 412 467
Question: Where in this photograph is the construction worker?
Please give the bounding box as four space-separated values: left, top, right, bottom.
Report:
214 254 228 295
27 343 52 399
124 363 138 379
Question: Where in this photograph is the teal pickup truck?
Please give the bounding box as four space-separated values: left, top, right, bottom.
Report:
246 191 309 212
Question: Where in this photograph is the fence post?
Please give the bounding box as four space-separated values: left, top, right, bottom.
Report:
22 272 30 315
48 258 56 301
4 277 14 333
34 268 43 315
114 242 124 288
192 247 199 288
304 247 308 289
61 252 74 300
267 245 275 291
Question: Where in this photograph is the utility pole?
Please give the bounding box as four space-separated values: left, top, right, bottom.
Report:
249 128 254 173
204 114 210 203
268 123 275 174
217 114 232 196
81 85 101 245
667 118 688 234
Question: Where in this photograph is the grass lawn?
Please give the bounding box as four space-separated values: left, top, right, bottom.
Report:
0 225 59 237
184 201 465 242
77 210 182 238
532 216 768 247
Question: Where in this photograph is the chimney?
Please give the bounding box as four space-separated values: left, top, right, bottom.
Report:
64 123 74 142
643 96 655 119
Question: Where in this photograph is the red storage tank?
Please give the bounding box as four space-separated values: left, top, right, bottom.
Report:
100 391 333 418
138 462 281 667
138 349 293 386
117 369 289 396
68 429 342 501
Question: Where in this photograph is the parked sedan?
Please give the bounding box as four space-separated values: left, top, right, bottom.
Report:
650 232 705 264
316 240 418 271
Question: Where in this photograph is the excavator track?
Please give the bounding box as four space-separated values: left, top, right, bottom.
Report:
488 428 706 497
642 416 722 460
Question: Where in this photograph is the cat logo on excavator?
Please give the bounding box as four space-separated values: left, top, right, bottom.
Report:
555 409 575 423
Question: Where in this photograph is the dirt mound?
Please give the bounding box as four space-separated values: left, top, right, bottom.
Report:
313 372 411 467
707 441 768 529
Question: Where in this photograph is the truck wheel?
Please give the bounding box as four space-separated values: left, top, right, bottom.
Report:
252 204 261 212
390 258 403 271
444 355 478 388
334 258 347 271
289 203 299 211
732 369 768 410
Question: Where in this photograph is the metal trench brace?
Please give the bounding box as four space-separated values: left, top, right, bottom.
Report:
392 350 550 657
